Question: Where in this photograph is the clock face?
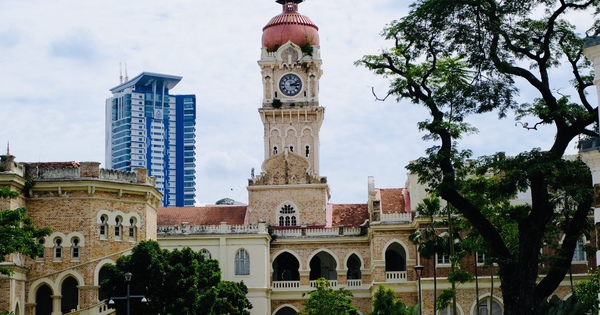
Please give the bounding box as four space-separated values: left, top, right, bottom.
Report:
279 73 302 96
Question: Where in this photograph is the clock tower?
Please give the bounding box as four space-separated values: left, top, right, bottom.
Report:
248 0 329 226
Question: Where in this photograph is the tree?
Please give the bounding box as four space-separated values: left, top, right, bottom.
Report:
0 186 51 276
408 197 447 314
370 285 417 315
299 278 359 315
216 198 235 205
101 240 252 315
573 268 600 314
357 0 599 313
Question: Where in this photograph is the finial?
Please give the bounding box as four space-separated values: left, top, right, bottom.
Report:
276 0 304 4
6 141 9 155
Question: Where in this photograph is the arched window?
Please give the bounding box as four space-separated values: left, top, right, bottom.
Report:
100 215 108 239
115 217 122 240
273 146 278 155
477 298 502 315
289 146 294 152
37 238 45 259
235 249 250 275
200 248 212 259
572 238 585 262
54 238 62 260
305 145 310 157
278 204 298 227
71 237 80 260
129 218 137 242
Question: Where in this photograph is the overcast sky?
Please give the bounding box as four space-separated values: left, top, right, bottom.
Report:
0 1 592 205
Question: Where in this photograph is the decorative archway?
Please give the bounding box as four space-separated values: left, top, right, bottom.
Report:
60 276 79 313
273 305 299 315
272 251 300 281
309 251 338 281
35 284 52 315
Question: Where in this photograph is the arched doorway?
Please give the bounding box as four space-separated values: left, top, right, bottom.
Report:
309 251 337 281
385 242 407 282
273 252 300 281
98 265 111 302
61 277 79 313
346 254 362 286
274 306 298 315
35 284 52 315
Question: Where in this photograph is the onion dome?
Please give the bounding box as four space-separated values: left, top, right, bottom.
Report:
262 0 319 52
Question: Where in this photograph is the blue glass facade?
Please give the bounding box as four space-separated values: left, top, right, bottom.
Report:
105 72 196 206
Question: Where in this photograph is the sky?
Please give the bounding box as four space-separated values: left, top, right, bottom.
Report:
0 0 593 206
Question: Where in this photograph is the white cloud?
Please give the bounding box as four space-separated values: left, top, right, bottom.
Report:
0 0 591 206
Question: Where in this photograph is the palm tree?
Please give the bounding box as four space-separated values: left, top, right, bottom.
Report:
409 197 448 314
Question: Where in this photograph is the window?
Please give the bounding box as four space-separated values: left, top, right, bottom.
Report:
54 238 63 260
476 252 485 265
115 217 122 240
201 248 212 259
437 253 451 265
100 215 108 239
478 297 502 315
235 249 250 275
572 238 585 262
129 218 137 241
278 204 298 227
305 145 310 157
37 238 45 259
71 237 80 259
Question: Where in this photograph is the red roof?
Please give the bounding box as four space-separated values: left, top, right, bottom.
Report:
379 188 407 213
262 2 319 51
157 206 247 226
331 204 369 228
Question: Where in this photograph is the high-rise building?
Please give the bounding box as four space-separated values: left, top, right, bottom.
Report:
105 72 196 206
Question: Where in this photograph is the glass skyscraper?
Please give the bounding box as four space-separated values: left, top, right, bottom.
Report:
105 72 196 206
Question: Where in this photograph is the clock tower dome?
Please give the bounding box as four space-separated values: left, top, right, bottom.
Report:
248 0 329 226
258 0 323 174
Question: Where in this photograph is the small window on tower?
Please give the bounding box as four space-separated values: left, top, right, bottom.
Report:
289 146 294 152
305 146 310 157
273 147 278 155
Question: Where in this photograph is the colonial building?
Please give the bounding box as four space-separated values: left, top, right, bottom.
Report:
0 156 160 315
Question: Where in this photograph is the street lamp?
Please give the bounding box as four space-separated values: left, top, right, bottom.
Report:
414 265 424 315
108 272 147 315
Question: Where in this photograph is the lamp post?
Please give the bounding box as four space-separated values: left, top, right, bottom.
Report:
108 272 147 315
414 265 424 315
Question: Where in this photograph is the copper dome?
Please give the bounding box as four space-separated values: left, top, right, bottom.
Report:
262 1 319 52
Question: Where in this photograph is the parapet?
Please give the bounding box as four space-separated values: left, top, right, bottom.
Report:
0 155 155 187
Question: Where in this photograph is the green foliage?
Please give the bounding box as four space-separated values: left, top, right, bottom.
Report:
0 311 15 315
101 240 252 315
535 294 589 315
0 187 51 276
357 0 599 312
272 99 282 108
369 285 415 315
435 289 455 312
299 278 359 315
216 197 235 205
573 268 600 314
